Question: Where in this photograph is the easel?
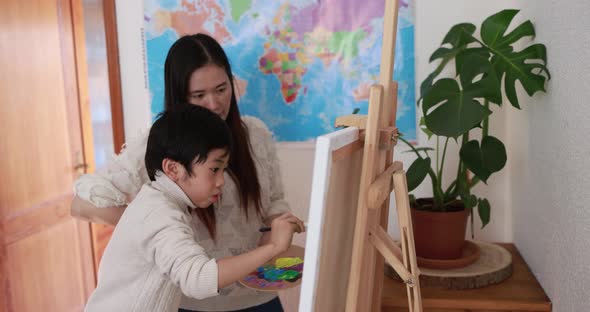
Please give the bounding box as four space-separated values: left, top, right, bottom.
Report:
334 0 422 311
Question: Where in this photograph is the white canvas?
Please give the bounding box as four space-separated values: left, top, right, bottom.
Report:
298 127 359 312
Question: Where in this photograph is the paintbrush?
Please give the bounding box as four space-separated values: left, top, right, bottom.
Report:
259 222 308 232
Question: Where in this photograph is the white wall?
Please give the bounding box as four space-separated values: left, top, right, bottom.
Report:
507 1 590 310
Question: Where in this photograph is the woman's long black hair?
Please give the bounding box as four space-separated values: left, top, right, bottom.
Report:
163 34 263 238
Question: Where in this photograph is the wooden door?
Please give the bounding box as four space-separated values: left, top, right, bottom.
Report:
0 0 96 311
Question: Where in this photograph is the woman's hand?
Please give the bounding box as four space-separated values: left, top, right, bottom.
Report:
269 213 305 254
218 213 304 288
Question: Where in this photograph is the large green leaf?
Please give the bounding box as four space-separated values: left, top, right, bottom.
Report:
459 136 507 183
481 136 507 173
456 48 502 104
406 157 431 192
481 9 550 108
431 23 477 62
460 140 490 182
422 78 492 138
492 44 550 108
420 23 477 98
419 116 433 139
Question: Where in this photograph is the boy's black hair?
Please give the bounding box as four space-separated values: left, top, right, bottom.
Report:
145 105 232 181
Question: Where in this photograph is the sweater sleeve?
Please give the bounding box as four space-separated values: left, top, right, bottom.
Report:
73 129 151 207
139 202 219 300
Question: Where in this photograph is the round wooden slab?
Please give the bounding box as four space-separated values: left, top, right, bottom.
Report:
417 240 481 269
386 241 512 290
239 245 305 292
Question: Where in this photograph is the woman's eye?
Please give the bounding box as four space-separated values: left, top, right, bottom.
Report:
217 88 226 94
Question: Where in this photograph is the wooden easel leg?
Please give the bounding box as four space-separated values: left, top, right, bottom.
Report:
370 201 389 312
393 170 423 312
371 82 398 312
345 85 385 312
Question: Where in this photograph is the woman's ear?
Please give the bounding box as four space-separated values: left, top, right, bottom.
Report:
162 158 183 181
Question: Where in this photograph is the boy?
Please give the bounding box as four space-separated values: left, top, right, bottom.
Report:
85 105 304 312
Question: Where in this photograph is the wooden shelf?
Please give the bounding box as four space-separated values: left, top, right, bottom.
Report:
381 243 552 311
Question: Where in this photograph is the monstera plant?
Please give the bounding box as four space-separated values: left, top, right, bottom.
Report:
400 9 550 259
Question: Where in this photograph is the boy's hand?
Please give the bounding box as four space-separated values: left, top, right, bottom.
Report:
269 213 305 254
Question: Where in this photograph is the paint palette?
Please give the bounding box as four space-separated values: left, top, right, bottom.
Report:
239 245 305 291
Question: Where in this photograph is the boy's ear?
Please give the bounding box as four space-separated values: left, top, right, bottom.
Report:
162 158 183 181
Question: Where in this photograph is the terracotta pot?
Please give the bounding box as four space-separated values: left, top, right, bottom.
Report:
410 198 469 260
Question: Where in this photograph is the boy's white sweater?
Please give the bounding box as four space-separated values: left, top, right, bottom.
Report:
85 174 219 312
77 117 290 311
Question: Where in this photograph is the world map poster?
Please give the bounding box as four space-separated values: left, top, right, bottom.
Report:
144 0 416 142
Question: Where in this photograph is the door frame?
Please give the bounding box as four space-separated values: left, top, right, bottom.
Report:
103 0 125 153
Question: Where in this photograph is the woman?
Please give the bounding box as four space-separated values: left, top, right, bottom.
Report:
72 33 295 312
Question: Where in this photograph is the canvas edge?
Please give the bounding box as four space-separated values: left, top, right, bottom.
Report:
298 127 359 312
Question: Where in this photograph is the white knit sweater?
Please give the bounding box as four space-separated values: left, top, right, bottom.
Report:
85 174 219 312
75 116 291 311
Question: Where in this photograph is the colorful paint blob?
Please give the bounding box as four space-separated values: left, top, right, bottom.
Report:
241 257 304 289
275 257 304 268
